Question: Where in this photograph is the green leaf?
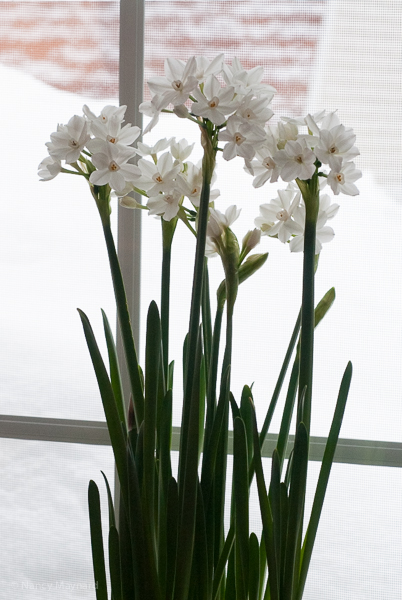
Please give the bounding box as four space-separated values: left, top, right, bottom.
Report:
234 417 249 600
282 422 308 600
201 366 230 509
175 330 203 600
251 404 279 600
240 385 254 468
168 360 175 391
269 450 281 578
249 533 260 600
88 480 108 600
102 309 126 428
296 362 352 600
118 499 134 600
79 310 128 508
279 483 289 591
109 525 122 600
199 353 206 461
127 445 159 600
276 358 299 474
258 530 267 600
157 391 173 598
212 526 235 600
102 221 144 428
143 301 161 558
166 477 179 600
193 481 210 600
258 310 301 451
101 471 115 530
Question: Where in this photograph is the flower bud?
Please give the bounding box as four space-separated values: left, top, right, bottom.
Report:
242 228 261 253
173 104 189 119
238 253 268 285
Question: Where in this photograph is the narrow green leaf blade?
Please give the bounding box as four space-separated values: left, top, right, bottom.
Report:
249 532 260 600
143 301 161 560
109 525 122 600
101 470 115 531
88 480 108 600
234 417 249 600
102 309 126 427
283 422 308 600
297 362 352 600
251 404 279 600
79 310 128 507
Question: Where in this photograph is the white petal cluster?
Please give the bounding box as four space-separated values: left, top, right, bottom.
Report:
255 185 340 255
206 206 241 257
40 56 361 250
39 104 141 194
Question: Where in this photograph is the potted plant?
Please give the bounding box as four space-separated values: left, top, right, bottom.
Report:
39 54 360 600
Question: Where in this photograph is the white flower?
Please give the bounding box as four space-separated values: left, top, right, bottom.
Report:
147 190 182 221
135 138 173 158
170 138 195 163
136 152 181 196
89 144 140 193
38 156 62 181
147 57 198 109
289 198 337 254
246 136 280 187
191 76 237 125
234 93 274 126
222 57 276 97
270 121 299 150
255 188 300 243
195 54 225 82
327 159 362 196
219 118 266 161
274 139 316 182
46 115 90 164
177 162 220 207
86 115 141 154
206 205 241 256
83 104 127 127
314 125 359 169
139 96 162 134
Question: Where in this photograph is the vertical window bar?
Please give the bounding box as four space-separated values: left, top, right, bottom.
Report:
115 0 145 512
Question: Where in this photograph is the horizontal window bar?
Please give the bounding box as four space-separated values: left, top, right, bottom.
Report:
0 415 401 468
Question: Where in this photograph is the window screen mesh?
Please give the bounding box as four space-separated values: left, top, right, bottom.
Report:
1 0 119 420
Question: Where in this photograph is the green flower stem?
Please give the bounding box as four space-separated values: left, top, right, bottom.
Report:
204 302 224 449
161 218 177 387
98 196 144 428
297 176 319 436
180 135 216 474
221 306 234 393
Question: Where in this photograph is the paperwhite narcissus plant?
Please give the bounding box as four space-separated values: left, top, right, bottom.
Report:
39 55 359 600
39 54 361 256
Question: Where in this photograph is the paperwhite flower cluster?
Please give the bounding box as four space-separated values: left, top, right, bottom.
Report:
39 105 142 194
254 184 340 254
120 136 220 221
39 55 361 256
246 111 361 194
